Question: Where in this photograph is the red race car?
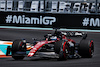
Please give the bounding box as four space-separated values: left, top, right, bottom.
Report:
6 30 94 60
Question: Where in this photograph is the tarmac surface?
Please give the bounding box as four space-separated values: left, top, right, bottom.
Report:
0 29 100 67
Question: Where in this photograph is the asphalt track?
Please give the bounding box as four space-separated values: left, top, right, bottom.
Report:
0 29 100 67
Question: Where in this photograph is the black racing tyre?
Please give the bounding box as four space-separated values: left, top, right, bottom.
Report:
54 40 62 54
54 40 67 60
79 39 94 58
12 39 26 60
12 39 26 51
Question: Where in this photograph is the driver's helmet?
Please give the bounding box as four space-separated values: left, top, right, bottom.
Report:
50 36 57 40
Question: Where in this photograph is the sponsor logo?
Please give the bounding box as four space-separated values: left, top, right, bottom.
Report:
6 15 56 25
82 18 100 27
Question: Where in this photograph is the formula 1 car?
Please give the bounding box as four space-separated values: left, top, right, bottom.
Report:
6 30 94 60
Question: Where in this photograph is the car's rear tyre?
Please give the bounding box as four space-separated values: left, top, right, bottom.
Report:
54 40 67 60
12 39 26 60
79 39 94 58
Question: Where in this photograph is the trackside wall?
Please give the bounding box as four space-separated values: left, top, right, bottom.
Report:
0 12 100 30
